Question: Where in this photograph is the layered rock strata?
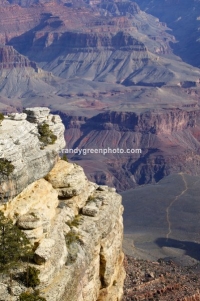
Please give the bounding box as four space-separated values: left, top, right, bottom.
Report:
0 107 65 202
0 46 38 70
56 108 200 191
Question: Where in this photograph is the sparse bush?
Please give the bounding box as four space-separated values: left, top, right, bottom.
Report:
0 112 4 126
24 266 40 288
67 246 79 264
66 215 83 228
0 158 15 177
61 154 68 162
0 211 33 295
65 229 84 264
65 231 82 246
18 290 46 301
38 123 57 146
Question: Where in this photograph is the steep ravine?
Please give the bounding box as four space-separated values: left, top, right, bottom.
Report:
56 108 200 191
0 108 125 301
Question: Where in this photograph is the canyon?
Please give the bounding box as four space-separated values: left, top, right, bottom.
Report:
133 0 200 68
1 1 200 300
60 108 200 190
0 0 200 190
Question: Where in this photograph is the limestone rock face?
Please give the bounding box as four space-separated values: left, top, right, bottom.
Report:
82 202 99 217
0 107 65 202
0 159 125 301
45 160 87 197
45 160 98 215
8 112 27 120
4 179 58 220
42 161 125 301
17 211 43 230
24 107 51 123
2 178 58 244
34 238 56 265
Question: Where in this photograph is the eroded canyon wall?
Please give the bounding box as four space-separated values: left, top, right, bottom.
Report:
0 108 125 301
58 108 200 191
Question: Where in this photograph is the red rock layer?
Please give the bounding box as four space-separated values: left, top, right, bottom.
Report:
0 45 37 69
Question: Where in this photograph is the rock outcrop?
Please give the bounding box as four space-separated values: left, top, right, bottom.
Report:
0 45 38 70
0 107 65 202
0 111 125 301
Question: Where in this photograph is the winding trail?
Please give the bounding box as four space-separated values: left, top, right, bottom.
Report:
166 173 188 240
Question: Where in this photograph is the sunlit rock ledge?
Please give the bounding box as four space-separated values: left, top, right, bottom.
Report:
0 107 65 202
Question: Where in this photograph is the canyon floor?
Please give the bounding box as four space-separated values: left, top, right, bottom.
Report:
122 173 200 300
122 255 200 301
122 173 200 265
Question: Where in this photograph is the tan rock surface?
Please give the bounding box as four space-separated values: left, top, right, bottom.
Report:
34 238 56 265
17 211 43 229
40 186 125 301
0 160 125 301
45 160 87 197
3 178 58 221
45 160 98 215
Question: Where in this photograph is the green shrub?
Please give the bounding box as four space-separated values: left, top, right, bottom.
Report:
66 215 83 228
70 215 83 227
61 154 68 162
0 158 15 177
65 231 82 246
18 290 46 301
24 266 40 288
0 113 4 126
38 123 57 145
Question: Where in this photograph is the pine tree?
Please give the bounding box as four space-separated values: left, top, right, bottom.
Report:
0 211 33 288
25 266 40 288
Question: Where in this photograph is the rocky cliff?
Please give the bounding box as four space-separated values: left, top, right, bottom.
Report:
58 108 200 191
0 45 38 70
0 108 125 301
0 107 65 202
133 0 200 68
